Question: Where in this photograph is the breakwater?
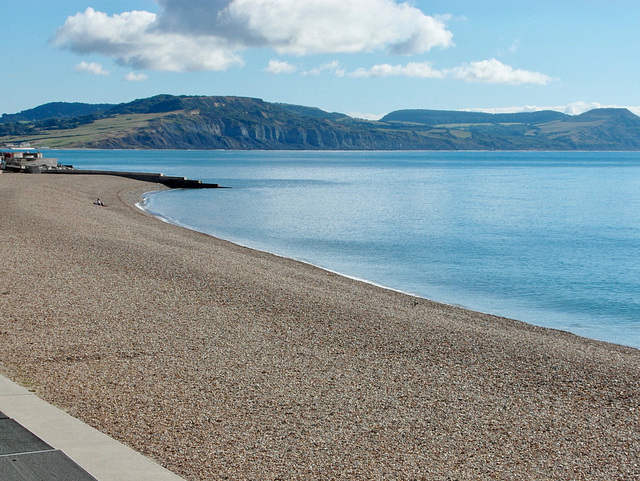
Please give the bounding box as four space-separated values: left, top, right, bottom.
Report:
44 169 221 189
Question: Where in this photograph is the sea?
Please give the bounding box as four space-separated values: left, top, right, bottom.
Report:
52 149 640 349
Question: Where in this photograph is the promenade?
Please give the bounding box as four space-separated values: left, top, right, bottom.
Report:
0 374 184 480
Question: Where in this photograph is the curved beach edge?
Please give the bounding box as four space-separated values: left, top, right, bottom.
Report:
1 173 639 480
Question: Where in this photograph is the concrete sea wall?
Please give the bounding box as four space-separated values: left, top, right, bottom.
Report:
43 169 221 189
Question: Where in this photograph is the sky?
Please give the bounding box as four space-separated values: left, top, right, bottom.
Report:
3 0 640 119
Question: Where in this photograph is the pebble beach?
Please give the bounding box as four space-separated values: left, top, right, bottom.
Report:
1 173 639 480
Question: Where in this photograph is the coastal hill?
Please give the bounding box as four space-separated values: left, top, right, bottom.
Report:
0 102 115 123
2 94 640 150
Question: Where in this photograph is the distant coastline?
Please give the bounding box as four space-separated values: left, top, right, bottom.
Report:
3 94 640 151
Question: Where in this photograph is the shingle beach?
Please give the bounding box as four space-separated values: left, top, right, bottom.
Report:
1 173 639 480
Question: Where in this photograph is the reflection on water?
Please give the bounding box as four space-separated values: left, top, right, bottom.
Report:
59 149 640 348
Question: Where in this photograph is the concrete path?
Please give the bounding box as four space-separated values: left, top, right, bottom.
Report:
0 374 185 481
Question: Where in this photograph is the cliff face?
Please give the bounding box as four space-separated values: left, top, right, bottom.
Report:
5 95 640 151
86 112 463 150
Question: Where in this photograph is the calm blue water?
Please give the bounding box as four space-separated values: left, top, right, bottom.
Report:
54 150 640 348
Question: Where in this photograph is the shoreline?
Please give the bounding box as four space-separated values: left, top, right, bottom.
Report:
140 194 526 332
140 190 637 351
1 173 639 480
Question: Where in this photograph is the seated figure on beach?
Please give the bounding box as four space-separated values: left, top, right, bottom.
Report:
94 198 105 206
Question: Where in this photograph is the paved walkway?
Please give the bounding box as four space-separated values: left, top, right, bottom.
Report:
0 374 185 481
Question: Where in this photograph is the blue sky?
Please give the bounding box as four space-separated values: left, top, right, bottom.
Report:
3 1 640 118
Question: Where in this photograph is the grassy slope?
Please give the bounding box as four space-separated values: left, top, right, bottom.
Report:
2 97 639 150
0 113 173 148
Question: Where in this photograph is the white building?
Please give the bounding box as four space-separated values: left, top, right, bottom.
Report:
1 151 58 172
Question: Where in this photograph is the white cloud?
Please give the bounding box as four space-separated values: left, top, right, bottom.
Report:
74 61 109 76
225 0 453 55
124 72 149 82
53 1 453 72
464 102 640 116
54 2 556 91
508 39 521 54
348 111 384 120
561 101 606 115
346 58 550 85
350 61 444 78
264 59 297 74
462 106 549 114
303 61 345 77
559 102 640 116
452 58 551 85
55 7 243 72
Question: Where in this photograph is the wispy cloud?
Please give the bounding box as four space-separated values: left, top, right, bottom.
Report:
347 58 549 85
452 58 551 85
264 59 297 74
464 101 640 116
350 61 444 79
278 57 550 86
349 111 384 120
74 61 109 76
124 72 148 82
508 39 521 54
303 61 345 77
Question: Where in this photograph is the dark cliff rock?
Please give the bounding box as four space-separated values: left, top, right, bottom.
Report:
85 109 462 150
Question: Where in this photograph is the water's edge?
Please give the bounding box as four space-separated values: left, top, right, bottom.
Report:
138 192 637 352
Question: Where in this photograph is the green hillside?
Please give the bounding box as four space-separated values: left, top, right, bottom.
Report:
0 102 115 122
2 95 640 150
380 109 569 126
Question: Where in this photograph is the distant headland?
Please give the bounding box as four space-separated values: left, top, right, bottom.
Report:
3 94 640 151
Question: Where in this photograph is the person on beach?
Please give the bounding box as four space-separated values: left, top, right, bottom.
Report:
94 198 105 206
